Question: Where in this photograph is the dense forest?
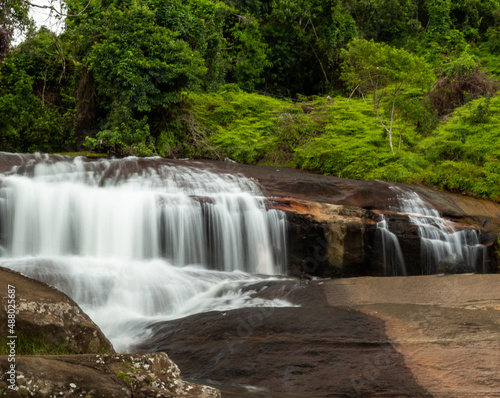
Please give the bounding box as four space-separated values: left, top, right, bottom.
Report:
2 0 500 198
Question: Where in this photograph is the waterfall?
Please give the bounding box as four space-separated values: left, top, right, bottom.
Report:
389 186 486 274
376 215 407 276
0 155 290 350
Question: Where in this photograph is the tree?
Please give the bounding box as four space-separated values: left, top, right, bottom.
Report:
222 14 270 88
342 0 420 44
340 39 435 153
0 27 75 152
258 0 357 96
1 0 32 56
80 1 206 155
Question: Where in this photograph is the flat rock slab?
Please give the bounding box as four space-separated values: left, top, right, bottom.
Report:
135 306 432 397
323 274 500 307
320 274 500 398
357 303 500 398
135 275 500 398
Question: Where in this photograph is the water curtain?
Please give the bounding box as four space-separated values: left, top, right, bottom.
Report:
0 155 289 350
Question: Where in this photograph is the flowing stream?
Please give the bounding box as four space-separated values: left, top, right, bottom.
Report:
0 155 290 350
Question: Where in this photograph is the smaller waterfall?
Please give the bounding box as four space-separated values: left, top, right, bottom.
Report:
389 187 487 274
376 215 407 276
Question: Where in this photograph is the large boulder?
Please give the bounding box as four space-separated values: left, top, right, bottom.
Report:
0 267 113 355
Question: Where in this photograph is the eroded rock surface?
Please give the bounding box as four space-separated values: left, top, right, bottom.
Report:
0 267 221 397
323 274 500 398
135 306 432 398
0 352 221 397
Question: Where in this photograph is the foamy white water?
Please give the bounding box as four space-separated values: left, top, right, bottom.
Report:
389 186 486 274
377 215 407 276
0 155 290 351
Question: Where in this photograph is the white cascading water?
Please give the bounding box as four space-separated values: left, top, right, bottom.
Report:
389 186 486 274
0 154 290 350
376 215 407 276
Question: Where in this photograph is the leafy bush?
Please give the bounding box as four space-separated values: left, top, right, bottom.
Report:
0 54 73 152
293 98 390 178
191 87 287 163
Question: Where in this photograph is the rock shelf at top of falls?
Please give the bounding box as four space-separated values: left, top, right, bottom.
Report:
1 153 498 278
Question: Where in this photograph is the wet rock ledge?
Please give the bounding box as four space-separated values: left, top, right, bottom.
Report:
1 154 499 277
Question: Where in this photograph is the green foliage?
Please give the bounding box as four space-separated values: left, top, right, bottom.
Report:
343 0 420 44
474 43 500 77
260 0 358 95
0 0 33 54
0 331 108 355
84 106 155 156
340 39 435 152
427 0 452 34
439 48 480 77
223 15 270 88
192 87 286 163
5 0 500 204
66 0 209 155
293 98 390 178
0 29 75 152
393 89 438 136
86 3 205 111
115 370 133 384
415 95 500 198
149 0 232 89
189 87 500 200
192 91 420 180
340 39 435 95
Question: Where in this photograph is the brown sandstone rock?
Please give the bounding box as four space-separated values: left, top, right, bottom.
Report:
0 267 221 397
134 306 432 398
321 274 500 398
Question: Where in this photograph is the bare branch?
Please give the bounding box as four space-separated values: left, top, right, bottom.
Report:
24 0 93 18
41 67 48 106
348 85 359 101
55 39 65 83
